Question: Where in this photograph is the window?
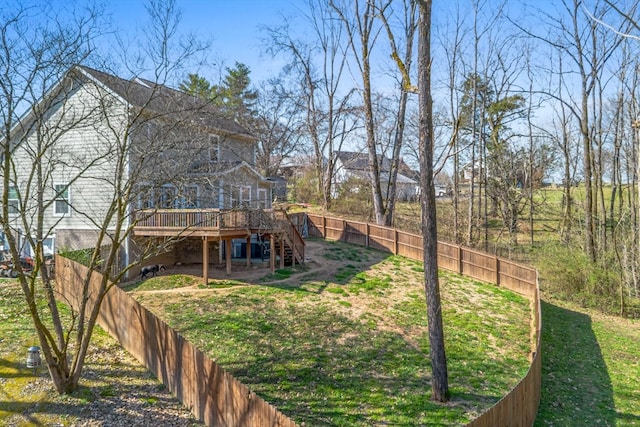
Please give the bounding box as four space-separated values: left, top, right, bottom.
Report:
135 185 155 209
54 184 70 216
230 185 251 208
239 186 251 206
209 136 220 162
158 185 177 208
42 237 55 256
257 188 267 209
177 185 199 208
8 186 19 215
141 190 155 209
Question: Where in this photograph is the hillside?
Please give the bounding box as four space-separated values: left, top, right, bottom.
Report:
130 238 532 426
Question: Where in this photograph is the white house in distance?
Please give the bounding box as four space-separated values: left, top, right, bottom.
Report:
3 65 303 278
332 151 419 201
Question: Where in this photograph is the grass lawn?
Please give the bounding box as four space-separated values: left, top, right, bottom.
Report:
131 239 532 426
0 281 200 426
535 297 640 426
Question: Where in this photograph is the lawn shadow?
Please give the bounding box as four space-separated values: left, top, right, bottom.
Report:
535 301 615 426
255 239 394 294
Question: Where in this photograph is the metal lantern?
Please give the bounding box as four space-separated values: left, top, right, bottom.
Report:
26 346 41 372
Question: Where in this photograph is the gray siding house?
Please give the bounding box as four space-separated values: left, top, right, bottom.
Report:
3 66 302 278
332 151 418 201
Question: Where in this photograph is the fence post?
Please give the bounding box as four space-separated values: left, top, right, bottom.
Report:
343 220 347 242
458 245 464 274
495 256 500 285
366 223 370 248
322 215 327 238
394 229 399 255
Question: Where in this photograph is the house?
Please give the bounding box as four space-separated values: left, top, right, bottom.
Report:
333 151 418 201
3 65 303 280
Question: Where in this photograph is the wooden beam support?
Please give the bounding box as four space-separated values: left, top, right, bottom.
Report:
270 233 276 272
280 234 285 269
202 236 209 286
246 235 251 267
225 238 232 275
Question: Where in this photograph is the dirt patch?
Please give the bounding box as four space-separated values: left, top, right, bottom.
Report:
131 239 387 288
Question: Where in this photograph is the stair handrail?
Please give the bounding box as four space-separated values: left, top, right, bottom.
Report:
274 210 305 264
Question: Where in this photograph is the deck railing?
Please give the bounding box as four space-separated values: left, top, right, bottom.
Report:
133 208 282 232
132 208 305 262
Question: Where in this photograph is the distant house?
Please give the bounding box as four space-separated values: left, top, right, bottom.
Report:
333 151 418 201
3 65 303 278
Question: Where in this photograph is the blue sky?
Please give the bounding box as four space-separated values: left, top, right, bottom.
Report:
105 0 299 84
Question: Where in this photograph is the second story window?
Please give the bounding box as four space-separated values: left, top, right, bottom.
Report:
209 136 220 163
54 184 71 216
8 186 19 216
158 185 177 208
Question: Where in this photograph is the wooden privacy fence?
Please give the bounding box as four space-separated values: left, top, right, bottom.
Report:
55 256 297 427
304 213 542 427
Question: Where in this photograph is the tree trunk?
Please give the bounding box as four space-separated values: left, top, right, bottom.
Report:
418 0 449 403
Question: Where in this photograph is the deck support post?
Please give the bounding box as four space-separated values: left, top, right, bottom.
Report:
246 235 251 267
225 238 232 275
202 236 209 286
270 234 276 272
280 234 285 269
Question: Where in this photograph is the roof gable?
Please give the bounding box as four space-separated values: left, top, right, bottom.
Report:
336 150 417 177
76 66 255 140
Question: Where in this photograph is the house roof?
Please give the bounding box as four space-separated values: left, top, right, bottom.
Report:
76 66 255 140
335 151 417 178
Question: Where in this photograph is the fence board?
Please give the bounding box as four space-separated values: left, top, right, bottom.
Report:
55 256 297 427
303 213 541 427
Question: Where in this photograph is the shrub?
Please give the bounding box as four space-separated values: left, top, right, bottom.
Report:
534 242 620 313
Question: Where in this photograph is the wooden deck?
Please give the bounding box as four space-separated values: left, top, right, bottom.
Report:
132 208 284 237
131 208 305 282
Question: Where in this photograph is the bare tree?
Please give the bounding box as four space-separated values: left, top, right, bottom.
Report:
417 0 449 403
0 0 208 394
253 77 304 177
330 0 390 225
377 0 418 226
520 0 632 261
266 0 357 209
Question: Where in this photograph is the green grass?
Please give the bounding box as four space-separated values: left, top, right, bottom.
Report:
0 283 200 426
535 299 640 426
133 240 532 426
123 274 202 291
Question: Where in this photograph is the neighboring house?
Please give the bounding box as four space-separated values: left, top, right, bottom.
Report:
333 151 418 201
3 66 303 279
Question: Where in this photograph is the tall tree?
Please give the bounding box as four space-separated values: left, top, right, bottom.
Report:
417 0 449 403
179 73 213 98
521 0 630 261
378 0 418 226
266 0 357 209
0 0 207 394
331 0 390 225
253 77 304 177
211 62 258 123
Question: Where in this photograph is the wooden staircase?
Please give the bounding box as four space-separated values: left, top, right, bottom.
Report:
272 211 305 266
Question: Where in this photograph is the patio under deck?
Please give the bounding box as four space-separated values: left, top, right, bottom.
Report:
132 208 305 285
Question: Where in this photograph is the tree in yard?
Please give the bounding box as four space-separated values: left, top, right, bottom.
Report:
377 0 419 227
330 0 388 224
252 77 304 177
417 0 449 403
0 0 207 394
266 0 358 210
179 62 258 124
331 0 420 227
210 62 258 123
179 73 213 99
